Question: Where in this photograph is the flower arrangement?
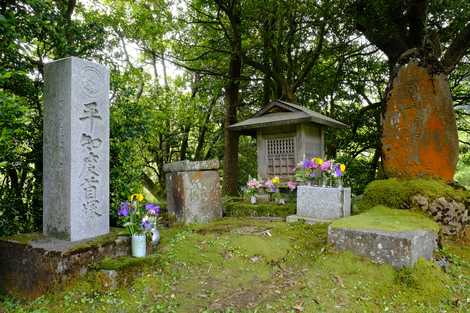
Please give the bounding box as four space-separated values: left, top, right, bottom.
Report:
117 193 160 236
245 178 262 196
295 157 346 187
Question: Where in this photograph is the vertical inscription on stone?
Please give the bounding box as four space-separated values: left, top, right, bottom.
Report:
44 57 109 241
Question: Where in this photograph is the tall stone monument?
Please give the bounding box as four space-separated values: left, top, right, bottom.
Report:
43 57 109 241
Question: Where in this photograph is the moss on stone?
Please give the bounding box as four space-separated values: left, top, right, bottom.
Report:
68 228 128 253
0 228 128 249
0 232 46 244
331 205 440 233
356 178 469 213
223 197 296 217
92 255 158 271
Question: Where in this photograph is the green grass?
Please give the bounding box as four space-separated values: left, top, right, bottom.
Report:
331 205 440 233
1 218 469 313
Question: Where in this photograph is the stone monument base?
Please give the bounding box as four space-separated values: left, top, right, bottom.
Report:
328 226 437 268
287 186 351 224
164 160 222 224
0 229 131 300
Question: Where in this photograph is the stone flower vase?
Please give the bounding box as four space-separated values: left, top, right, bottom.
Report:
151 228 160 245
131 234 147 257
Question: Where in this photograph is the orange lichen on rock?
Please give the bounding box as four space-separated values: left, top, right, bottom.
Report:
382 62 458 182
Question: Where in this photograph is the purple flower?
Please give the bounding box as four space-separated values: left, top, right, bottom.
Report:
303 159 314 169
145 203 160 215
141 219 152 231
118 201 129 217
335 164 342 177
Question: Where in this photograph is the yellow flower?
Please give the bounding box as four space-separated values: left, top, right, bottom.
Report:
313 157 323 165
272 176 280 185
340 164 346 173
131 193 144 202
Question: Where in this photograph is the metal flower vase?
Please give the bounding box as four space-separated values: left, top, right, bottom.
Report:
151 228 160 245
131 234 147 257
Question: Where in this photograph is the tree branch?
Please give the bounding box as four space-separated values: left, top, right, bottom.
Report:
441 22 470 75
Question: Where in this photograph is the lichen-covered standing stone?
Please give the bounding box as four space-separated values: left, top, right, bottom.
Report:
382 62 458 182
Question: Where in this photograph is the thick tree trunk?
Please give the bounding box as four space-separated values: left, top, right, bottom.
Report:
223 47 241 195
220 0 242 196
382 61 458 181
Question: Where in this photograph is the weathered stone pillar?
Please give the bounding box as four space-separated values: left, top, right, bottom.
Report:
164 160 222 224
43 57 109 241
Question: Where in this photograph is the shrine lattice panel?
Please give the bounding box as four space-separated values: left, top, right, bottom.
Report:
266 137 296 178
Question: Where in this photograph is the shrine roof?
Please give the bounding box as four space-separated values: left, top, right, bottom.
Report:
228 100 347 132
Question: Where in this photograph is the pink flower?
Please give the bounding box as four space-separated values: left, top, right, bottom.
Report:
320 160 331 172
247 178 261 189
287 181 297 191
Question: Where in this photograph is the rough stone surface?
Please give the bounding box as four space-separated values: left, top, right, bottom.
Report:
165 160 222 224
328 226 437 268
0 232 130 300
43 57 110 241
295 186 351 220
382 62 458 182
411 195 469 236
163 159 220 173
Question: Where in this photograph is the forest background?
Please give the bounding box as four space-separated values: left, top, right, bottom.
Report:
1 0 469 236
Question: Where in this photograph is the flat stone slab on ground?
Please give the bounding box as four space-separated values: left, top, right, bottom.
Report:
0 229 130 300
328 226 437 268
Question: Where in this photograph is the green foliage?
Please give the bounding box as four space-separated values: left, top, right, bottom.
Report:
356 178 469 213
331 205 440 233
223 197 296 217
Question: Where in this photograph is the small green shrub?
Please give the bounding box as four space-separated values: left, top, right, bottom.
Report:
356 178 469 213
223 197 296 217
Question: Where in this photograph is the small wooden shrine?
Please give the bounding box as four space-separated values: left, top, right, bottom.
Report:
229 100 347 180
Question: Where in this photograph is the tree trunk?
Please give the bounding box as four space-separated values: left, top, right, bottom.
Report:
382 61 458 181
222 57 241 195
220 0 242 196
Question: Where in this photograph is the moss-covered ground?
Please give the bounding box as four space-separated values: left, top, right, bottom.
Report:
331 205 440 233
1 218 469 313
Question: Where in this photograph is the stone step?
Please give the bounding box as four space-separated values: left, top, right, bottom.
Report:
328 226 437 268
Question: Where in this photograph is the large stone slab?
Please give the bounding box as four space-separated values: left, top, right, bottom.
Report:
43 57 109 241
0 230 130 300
287 186 351 223
165 160 222 224
328 226 437 268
